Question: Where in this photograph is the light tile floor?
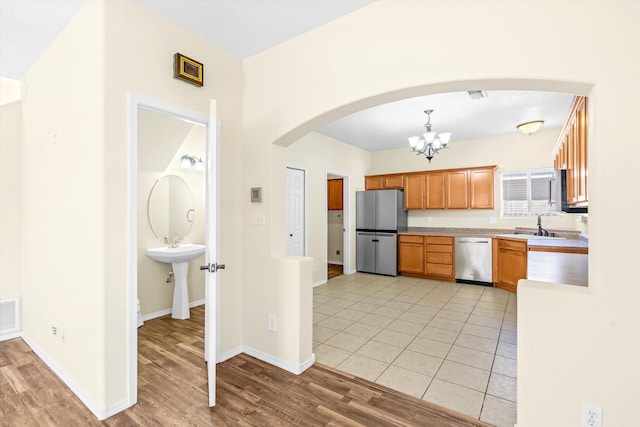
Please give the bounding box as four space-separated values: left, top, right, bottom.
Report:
313 273 517 427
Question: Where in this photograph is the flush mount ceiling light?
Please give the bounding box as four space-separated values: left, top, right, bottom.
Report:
408 109 452 164
180 154 205 172
517 120 544 135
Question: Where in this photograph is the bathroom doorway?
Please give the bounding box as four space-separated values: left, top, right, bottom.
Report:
326 171 350 279
128 94 220 408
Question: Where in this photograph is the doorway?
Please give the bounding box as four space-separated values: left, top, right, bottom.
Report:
127 94 219 408
326 172 349 280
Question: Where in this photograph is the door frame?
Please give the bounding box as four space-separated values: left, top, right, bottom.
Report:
126 92 214 407
286 165 308 256
326 170 351 275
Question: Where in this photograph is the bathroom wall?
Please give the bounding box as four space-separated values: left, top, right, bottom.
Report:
137 115 206 317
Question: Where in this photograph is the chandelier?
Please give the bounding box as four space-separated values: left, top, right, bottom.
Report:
408 109 452 163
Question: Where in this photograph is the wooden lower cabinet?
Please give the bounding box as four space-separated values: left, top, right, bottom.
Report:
398 235 425 274
398 234 454 281
496 238 527 293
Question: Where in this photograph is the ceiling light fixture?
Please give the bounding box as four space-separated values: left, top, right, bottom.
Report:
408 109 452 164
517 120 544 135
180 154 205 172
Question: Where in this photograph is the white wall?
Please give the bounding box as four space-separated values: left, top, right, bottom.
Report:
241 1 639 426
0 101 22 300
285 131 372 283
21 0 107 407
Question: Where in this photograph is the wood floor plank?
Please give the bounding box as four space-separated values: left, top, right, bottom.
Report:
0 306 493 426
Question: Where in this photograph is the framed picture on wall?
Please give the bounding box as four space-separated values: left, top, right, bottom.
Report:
173 53 204 87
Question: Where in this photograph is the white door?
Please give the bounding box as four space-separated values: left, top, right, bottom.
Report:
286 167 305 256
203 100 219 407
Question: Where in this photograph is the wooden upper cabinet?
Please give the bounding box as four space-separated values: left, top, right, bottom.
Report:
425 171 446 209
384 175 404 189
470 168 495 209
365 174 404 190
553 96 588 208
446 170 469 209
404 174 425 209
365 176 384 190
327 179 343 210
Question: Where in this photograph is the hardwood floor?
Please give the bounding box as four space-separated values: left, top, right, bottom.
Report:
0 306 492 426
328 263 343 280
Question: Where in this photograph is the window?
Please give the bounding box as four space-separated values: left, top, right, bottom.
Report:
501 169 559 217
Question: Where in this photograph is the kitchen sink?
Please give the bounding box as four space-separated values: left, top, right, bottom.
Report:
514 231 556 237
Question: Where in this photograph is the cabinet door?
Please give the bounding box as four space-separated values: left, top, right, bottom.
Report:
384 175 404 189
404 174 425 209
496 239 527 293
576 98 588 204
365 176 384 190
425 172 446 209
327 179 343 210
398 236 425 274
470 168 494 209
446 170 469 209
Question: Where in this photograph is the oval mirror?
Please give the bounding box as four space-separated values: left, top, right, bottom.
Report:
148 174 195 244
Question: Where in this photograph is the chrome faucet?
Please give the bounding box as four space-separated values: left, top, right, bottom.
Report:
536 215 549 236
163 236 182 248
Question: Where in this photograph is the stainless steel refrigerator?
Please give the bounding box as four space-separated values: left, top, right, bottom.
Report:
356 189 408 276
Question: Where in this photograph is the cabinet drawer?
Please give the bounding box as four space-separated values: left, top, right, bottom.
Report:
426 244 453 254
426 252 452 265
399 235 424 244
498 238 527 252
426 236 453 245
426 263 453 276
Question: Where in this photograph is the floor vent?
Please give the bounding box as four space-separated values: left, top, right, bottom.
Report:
0 296 21 340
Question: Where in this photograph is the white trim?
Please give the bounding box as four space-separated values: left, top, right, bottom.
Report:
218 345 243 363
327 261 344 266
127 92 210 411
22 335 109 420
243 346 316 375
0 331 22 342
141 299 205 322
313 279 328 287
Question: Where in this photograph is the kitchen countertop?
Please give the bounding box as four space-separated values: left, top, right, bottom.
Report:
527 251 588 286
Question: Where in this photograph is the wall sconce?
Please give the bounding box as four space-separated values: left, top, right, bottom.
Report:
180 154 204 172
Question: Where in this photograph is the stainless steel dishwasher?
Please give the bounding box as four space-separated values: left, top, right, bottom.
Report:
455 237 493 286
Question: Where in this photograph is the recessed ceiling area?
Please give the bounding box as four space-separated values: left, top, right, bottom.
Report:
316 90 575 152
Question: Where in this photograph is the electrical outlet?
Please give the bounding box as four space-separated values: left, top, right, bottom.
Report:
51 326 65 342
426 217 432 223
582 404 602 427
268 314 277 332
489 217 497 224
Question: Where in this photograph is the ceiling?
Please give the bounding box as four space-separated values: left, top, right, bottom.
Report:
0 0 574 150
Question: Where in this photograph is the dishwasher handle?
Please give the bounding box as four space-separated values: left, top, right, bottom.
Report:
457 238 491 244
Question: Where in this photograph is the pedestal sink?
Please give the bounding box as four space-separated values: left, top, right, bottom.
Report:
146 244 205 319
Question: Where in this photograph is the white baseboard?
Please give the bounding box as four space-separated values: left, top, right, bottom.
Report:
0 330 23 342
313 279 327 287
105 399 132 418
22 334 107 420
141 299 205 321
327 260 344 265
243 346 315 375
218 345 242 363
